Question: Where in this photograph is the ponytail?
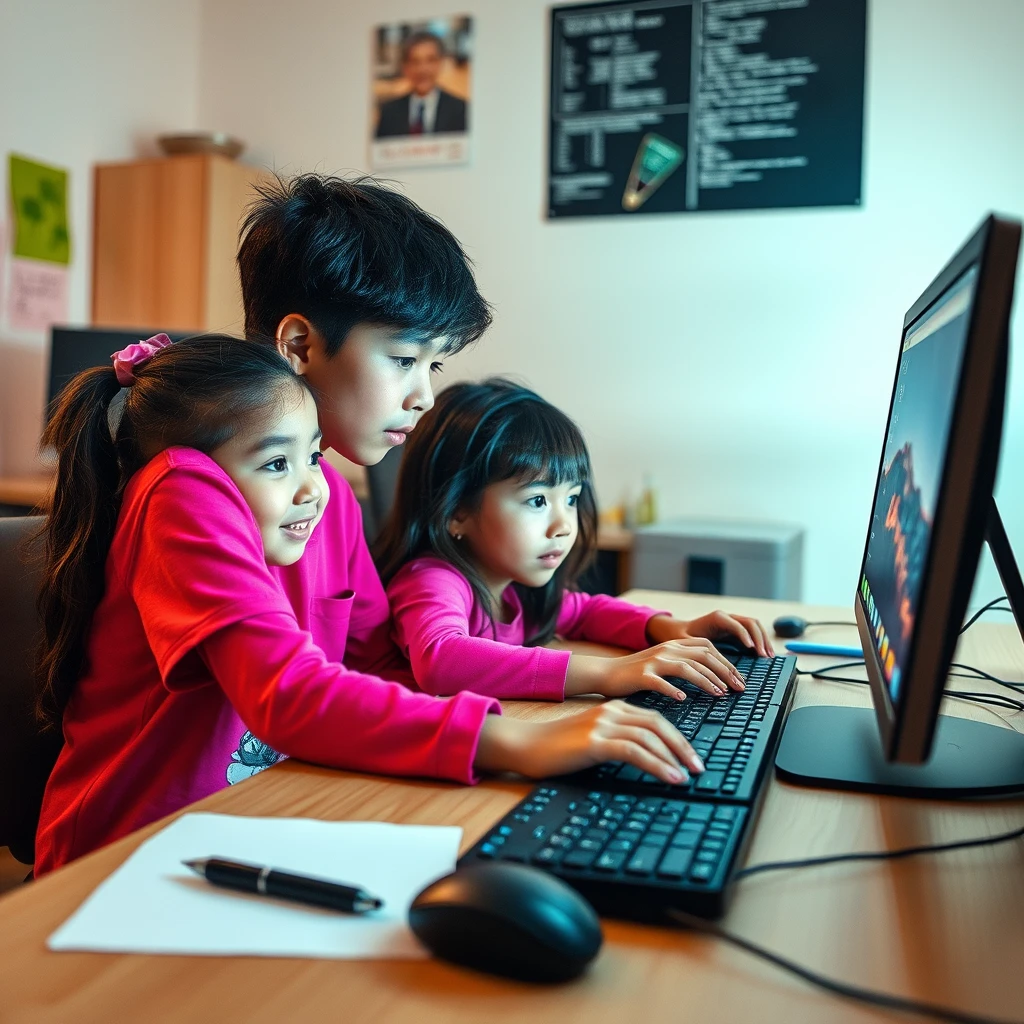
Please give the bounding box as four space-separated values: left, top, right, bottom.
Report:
34 334 308 728
36 366 124 727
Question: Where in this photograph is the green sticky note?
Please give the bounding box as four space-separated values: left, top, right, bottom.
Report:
9 154 71 264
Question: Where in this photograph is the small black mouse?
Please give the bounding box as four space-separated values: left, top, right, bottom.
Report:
773 615 808 638
408 862 603 983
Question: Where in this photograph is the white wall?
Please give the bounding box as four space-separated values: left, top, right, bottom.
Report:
76 0 1024 608
0 0 202 474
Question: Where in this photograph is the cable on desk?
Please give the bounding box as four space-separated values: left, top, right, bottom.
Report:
665 907 1023 1024
796 596 1023 698
960 595 1012 634
734 822 1024 881
798 661 1024 712
681 596 1024 1022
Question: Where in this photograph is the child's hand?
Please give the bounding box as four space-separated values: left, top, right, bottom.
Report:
646 610 775 658
475 701 703 783
566 640 746 700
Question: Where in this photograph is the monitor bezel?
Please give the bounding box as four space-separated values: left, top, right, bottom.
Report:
855 215 1021 763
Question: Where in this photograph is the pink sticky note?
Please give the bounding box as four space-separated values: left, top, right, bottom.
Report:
7 257 69 332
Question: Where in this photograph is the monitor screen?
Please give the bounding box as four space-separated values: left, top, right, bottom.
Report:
47 327 186 421
858 266 978 707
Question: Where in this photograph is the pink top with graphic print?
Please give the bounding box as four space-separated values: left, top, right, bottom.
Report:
34 450 499 875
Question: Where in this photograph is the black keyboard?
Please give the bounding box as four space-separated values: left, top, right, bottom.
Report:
459 784 755 920
564 653 797 802
459 654 799 920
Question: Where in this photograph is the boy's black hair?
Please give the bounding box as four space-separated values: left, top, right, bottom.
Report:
237 173 492 357
374 378 598 647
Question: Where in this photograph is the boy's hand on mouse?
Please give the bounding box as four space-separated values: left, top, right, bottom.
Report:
566 640 746 700
474 702 702 784
646 611 775 658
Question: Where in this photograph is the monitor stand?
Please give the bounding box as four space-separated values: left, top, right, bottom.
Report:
775 499 1024 799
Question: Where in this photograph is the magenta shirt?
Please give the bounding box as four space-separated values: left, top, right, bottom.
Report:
35 450 499 875
387 556 665 700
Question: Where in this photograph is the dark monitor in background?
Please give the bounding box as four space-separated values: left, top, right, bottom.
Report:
776 215 1024 798
46 326 187 421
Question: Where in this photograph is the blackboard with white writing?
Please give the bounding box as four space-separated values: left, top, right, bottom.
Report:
548 0 866 217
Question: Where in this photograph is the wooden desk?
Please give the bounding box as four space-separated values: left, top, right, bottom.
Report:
2 593 1023 1023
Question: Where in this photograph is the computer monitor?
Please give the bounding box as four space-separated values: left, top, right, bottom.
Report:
776 215 1024 798
46 326 187 421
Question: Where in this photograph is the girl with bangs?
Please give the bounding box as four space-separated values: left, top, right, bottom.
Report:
376 378 773 706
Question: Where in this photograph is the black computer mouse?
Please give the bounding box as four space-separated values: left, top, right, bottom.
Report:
773 615 808 638
408 862 603 983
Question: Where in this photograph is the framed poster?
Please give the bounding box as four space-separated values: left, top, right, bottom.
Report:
548 0 866 217
370 16 473 170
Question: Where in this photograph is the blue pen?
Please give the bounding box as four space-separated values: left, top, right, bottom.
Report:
785 641 864 658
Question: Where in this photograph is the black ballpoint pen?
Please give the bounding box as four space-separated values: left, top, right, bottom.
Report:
183 857 384 914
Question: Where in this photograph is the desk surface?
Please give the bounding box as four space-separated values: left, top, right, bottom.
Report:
2 592 1023 1024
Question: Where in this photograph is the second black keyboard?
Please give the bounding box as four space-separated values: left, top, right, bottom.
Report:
563 652 797 802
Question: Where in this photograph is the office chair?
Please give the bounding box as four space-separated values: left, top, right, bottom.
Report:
0 517 63 866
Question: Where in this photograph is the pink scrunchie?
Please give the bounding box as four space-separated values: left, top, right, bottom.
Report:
111 333 174 386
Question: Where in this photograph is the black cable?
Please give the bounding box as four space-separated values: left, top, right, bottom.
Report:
734 821 1024 881
951 662 1024 692
665 907 1023 1024
960 596 1012 634
804 620 857 628
674 597 1024 1023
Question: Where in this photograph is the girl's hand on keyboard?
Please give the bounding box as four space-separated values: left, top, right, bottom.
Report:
565 639 745 699
647 610 774 658
474 700 703 783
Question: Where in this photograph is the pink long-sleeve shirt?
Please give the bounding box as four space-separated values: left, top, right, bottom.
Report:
387 556 665 700
35 450 499 875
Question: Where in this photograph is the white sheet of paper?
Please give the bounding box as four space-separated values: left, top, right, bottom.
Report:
48 813 461 958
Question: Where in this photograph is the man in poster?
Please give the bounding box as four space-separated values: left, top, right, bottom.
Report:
375 32 468 138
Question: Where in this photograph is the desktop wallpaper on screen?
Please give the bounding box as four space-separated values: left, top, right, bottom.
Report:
860 267 977 703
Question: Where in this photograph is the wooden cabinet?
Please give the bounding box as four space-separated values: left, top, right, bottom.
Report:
91 155 266 334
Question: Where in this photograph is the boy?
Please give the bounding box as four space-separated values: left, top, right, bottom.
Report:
237 173 491 465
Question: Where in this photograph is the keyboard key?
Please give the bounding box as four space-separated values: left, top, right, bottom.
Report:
626 846 663 875
657 848 694 879
687 804 714 821
595 850 627 872
563 847 599 869
695 724 723 743
695 771 725 791
689 862 716 884
671 831 700 848
533 846 563 865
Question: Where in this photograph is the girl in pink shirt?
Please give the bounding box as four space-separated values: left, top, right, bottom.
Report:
36 339 700 873
377 379 774 704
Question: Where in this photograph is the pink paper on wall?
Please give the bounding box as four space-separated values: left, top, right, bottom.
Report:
0 221 7 322
6 256 68 331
